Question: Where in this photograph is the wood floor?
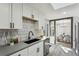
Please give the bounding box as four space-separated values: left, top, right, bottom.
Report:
48 44 77 56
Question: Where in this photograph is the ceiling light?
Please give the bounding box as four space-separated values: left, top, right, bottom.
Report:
63 12 66 15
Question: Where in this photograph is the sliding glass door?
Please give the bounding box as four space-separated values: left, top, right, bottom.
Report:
56 19 71 48
50 17 73 48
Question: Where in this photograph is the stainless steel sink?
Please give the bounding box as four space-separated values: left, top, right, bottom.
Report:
24 38 40 44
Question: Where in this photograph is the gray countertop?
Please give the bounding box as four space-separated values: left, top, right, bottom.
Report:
0 40 42 56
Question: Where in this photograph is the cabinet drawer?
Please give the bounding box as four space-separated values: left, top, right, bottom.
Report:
10 48 28 56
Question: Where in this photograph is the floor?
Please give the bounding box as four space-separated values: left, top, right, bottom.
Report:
48 44 77 56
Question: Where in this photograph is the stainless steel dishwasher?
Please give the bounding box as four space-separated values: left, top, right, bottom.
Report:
43 38 50 56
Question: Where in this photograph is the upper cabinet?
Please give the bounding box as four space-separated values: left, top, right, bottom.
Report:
0 3 23 29
0 4 10 29
11 3 22 29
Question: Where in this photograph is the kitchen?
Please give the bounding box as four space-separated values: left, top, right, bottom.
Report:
0 3 79 56
0 3 50 56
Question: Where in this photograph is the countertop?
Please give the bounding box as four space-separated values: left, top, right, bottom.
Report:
0 36 49 56
0 40 42 56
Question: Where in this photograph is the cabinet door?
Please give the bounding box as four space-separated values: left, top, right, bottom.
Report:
10 48 28 56
28 43 37 56
37 41 43 56
28 41 43 56
12 3 22 29
0 3 10 29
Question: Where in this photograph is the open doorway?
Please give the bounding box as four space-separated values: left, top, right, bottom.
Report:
49 17 73 48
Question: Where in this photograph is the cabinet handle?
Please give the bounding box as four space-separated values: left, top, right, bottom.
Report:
18 54 21 56
37 48 39 53
10 23 14 28
10 23 12 28
13 23 14 28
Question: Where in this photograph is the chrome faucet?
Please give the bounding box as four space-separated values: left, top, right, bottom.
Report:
28 31 34 40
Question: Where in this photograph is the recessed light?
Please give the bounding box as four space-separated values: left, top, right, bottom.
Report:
63 12 66 15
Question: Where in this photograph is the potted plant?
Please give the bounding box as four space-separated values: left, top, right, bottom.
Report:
10 38 15 46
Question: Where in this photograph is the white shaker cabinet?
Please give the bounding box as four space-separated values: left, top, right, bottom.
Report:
28 41 43 56
0 3 22 29
11 3 22 29
0 4 10 29
10 48 28 56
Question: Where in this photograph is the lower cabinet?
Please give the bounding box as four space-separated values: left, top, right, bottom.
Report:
10 41 43 56
28 41 43 56
10 48 28 56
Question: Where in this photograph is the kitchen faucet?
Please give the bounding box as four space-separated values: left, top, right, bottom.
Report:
28 31 34 40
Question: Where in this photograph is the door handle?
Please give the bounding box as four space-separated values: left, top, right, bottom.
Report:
10 22 14 28
37 48 39 53
10 23 12 28
13 23 14 28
